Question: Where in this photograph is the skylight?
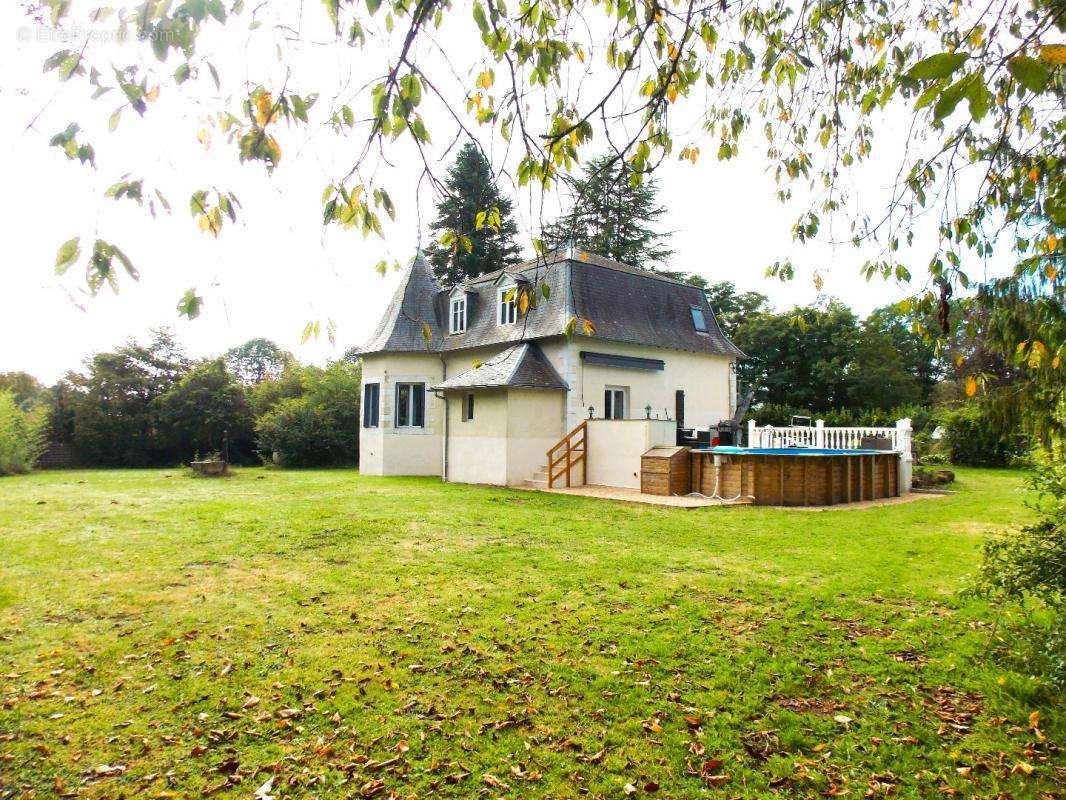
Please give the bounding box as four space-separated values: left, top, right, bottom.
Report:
690 306 708 333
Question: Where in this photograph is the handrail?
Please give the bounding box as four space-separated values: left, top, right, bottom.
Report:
546 420 588 488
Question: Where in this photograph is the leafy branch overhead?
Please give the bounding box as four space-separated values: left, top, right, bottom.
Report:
25 1 1063 363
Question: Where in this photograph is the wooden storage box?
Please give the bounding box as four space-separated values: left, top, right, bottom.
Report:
641 446 691 496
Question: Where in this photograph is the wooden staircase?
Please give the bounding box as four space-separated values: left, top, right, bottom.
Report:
525 420 587 489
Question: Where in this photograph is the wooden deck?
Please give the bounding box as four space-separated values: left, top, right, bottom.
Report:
522 483 753 508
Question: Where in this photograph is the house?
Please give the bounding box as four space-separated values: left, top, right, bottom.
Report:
356 249 744 488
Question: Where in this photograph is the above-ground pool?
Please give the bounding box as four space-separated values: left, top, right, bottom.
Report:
689 446 901 506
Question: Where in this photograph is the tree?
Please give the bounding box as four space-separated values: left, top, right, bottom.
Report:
224 338 291 385
734 301 859 413
542 154 672 269
0 372 45 410
255 361 361 466
65 330 189 466
699 281 770 338
22 0 1064 449
154 359 255 462
846 324 922 411
865 304 944 403
424 143 521 285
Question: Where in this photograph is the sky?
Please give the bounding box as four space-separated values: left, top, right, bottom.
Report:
0 2 1015 384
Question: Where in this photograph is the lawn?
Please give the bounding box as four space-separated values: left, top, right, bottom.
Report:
0 467 1061 798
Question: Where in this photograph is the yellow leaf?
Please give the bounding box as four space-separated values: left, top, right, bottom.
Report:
1046 264 1058 281
582 319 596 336
667 43 679 59
1048 234 1058 251
1029 711 1040 728
267 135 282 162
1052 355 1061 369
666 84 679 104
518 290 529 315
1012 761 1035 776
255 92 273 126
575 46 585 63
197 128 211 150
476 70 493 90
421 322 432 344
965 375 977 397
146 85 160 102
1040 44 1066 65
1029 167 1039 182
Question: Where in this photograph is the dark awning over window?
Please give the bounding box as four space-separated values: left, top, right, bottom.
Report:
580 351 665 371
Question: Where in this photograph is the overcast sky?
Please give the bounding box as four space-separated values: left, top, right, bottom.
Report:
1 3 1015 384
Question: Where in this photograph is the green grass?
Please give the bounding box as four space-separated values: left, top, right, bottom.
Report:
0 467 1060 798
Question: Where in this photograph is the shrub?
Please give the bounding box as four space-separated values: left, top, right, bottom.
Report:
253 361 360 468
939 403 1022 466
0 391 46 475
256 397 355 467
971 457 1066 689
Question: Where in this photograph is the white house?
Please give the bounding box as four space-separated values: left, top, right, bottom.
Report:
356 249 745 488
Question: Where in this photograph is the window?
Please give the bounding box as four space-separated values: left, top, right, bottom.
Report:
498 285 517 325
690 306 708 333
362 383 380 428
449 296 466 334
604 386 627 420
395 382 425 428
462 393 475 421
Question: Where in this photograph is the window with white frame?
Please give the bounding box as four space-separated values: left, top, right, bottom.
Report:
362 383 380 428
497 285 517 325
449 296 466 334
395 382 425 428
461 392 474 421
604 386 627 420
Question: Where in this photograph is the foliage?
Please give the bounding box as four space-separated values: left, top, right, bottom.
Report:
223 338 292 385
248 364 308 418
0 372 46 410
972 457 1066 688
975 458 1066 609
939 403 1025 467
750 402 934 433
846 324 922 411
255 361 361 466
0 392 46 476
424 143 522 286
698 281 770 338
1 466 1061 796
154 359 255 463
30 1 1063 343
541 154 672 269
735 300 860 412
64 330 189 467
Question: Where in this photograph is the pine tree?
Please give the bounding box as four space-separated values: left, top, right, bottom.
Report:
542 155 673 269
425 143 522 286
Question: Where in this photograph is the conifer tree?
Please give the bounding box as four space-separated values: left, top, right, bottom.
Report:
425 143 521 286
542 155 673 270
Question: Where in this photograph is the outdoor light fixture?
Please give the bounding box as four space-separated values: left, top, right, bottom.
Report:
645 404 652 419
588 405 594 419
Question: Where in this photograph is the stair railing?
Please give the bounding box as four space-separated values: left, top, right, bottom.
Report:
546 421 588 488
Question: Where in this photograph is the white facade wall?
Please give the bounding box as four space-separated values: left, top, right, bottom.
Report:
359 352 443 476
576 340 735 429
585 419 676 489
361 339 734 485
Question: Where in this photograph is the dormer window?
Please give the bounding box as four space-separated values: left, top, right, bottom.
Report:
450 295 467 334
498 285 517 325
690 306 708 333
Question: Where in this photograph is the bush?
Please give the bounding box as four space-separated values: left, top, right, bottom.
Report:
256 398 351 467
253 361 361 468
971 457 1066 689
939 403 1022 466
0 391 46 475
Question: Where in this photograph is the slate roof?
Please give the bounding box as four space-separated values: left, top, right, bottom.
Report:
432 343 569 391
357 249 744 359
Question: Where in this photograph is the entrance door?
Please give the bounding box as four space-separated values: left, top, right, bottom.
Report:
675 389 685 429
